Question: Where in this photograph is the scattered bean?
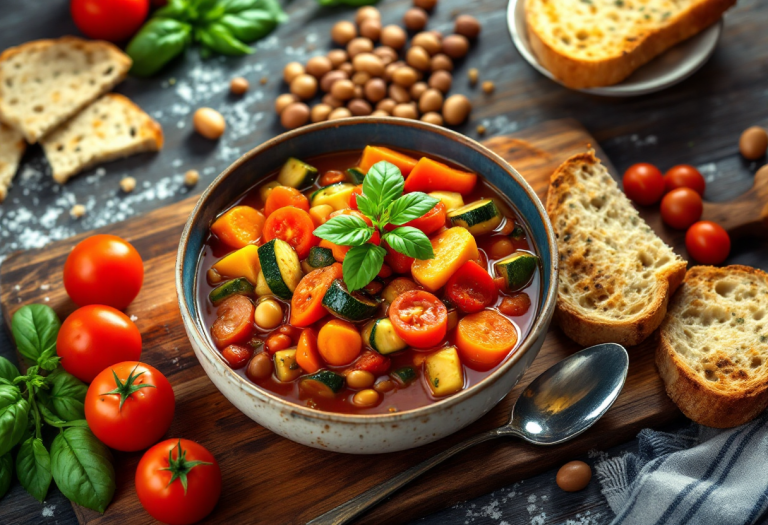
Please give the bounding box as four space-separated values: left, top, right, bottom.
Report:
442 94 471 125
419 88 444 113
431 53 453 72
377 98 397 113
393 103 418 119
364 78 388 102
230 77 249 95
353 52 385 77
348 98 373 116
739 126 768 160
428 69 452 93
442 34 469 59
327 49 348 68
281 102 310 129
389 83 412 103
290 74 318 100
283 61 304 83
246 352 272 381
381 25 407 49
331 79 356 100
404 8 429 31
421 111 443 126
373 46 398 65
454 14 481 39
347 37 374 58
411 32 441 55
384 61 404 81
322 93 344 108
311 103 333 123
393 66 419 87
406 46 431 71
352 71 372 86
482 80 495 94
410 81 428 99
120 176 136 193
70 204 86 219
476 124 486 135
556 461 592 492
306 56 333 78
332 21 357 45
355 6 380 25
184 169 199 186
320 69 349 92
328 107 353 120
468 67 479 85
193 107 226 139
360 18 382 41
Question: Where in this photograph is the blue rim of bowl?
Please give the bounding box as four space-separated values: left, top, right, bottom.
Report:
175 117 559 424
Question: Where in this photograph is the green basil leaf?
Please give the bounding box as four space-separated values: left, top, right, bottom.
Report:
383 227 435 260
0 385 29 456
342 244 386 291
221 0 288 21
0 453 12 499
16 437 51 503
0 357 19 384
127 18 193 77
388 192 440 226
355 194 378 222
219 11 279 42
11 305 60 365
155 0 193 21
314 215 372 246
197 23 254 55
363 161 404 215
47 370 87 422
51 427 115 513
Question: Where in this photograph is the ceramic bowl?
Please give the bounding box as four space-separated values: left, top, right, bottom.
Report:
176 118 558 454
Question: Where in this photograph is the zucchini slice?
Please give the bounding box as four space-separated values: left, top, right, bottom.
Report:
345 167 366 185
429 191 464 212
274 349 302 382
322 279 379 321
277 157 318 190
381 277 420 304
257 239 303 299
300 370 345 398
494 251 538 291
362 318 408 355
307 246 336 269
448 198 502 235
310 183 356 210
209 277 254 305
392 366 417 386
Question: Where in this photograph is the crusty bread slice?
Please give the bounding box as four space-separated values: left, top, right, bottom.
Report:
657 265 768 428
525 0 736 88
0 123 26 203
546 150 687 346
0 36 131 143
41 94 163 184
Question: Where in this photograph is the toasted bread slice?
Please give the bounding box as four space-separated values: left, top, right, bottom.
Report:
657 265 768 428
545 150 687 346
0 36 131 143
41 94 163 184
0 123 26 203
525 0 736 88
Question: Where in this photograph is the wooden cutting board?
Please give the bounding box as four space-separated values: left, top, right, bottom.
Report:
2 118 766 525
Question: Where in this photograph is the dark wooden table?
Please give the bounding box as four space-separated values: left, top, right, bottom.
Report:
1 0 766 523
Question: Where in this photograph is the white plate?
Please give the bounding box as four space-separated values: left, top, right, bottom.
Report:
507 0 723 97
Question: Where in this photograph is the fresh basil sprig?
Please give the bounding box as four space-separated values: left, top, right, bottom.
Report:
314 161 439 291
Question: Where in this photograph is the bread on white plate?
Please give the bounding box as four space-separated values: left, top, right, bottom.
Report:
545 150 688 347
0 36 131 143
0 123 26 203
657 265 768 428
41 94 163 184
525 0 737 88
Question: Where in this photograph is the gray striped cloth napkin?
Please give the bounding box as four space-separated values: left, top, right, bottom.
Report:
595 412 768 525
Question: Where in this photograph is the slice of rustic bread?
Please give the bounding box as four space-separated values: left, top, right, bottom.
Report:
525 0 736 88
41 94 163 184
657 265 768 428
0 36 131 143
0 123 26 202
545 150 687 346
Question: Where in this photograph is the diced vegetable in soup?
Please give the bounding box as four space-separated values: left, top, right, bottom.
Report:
197 147 541 414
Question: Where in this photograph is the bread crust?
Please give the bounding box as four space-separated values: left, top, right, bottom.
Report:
657 265 768 428
546 150 687 347
525 0 737 89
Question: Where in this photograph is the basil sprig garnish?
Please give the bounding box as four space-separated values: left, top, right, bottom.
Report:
314 161 439 291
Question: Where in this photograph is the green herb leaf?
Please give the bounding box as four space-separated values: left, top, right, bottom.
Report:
0 384 29 456
38 405 87 428
383 227 435 260
47 370 88 422
51 428 116 513
16 437 51 503
196 23 254 55
0 453 12 499
11 305 60 365
0 357 20 384
355 194 378 221
363 161 404 215
342 244 387 291
388 192 440 226
314 215 372 246
127 18 193 77
154 0 193 21
216 0 288 42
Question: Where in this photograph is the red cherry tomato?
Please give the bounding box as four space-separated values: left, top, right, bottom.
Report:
64 234 144 310
384 241 415 273
350 350 391 375
622 163 665 206
71 0 149 42
664 165 706 195
660 188 703 230
685 221 731 265
263 207 317 259
136 439 221 525
57 305 142 383
85 362 175 452
349 185 364 209
389 290 447 348
445 261 497 313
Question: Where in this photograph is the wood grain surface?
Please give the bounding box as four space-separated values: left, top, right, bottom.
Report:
4 118 764 525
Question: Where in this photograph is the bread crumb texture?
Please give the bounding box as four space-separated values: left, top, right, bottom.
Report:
0 123 26 202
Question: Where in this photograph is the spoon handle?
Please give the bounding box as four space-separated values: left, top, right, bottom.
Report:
306 428 504 525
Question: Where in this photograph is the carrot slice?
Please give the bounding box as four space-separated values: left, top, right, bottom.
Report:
290 263 343 326
319 239 351 262
359 146 418 176
403 157 477 195
264 186 310 217
211 206 266 249
317 319 362 366
456 310 517 370
211 295 255 349
296 328 323 373
263 207 317 259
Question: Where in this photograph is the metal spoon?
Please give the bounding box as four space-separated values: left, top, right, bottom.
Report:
307 343 629 525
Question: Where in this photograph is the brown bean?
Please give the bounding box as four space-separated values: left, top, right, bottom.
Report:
331 21 357 45
393 103 418 119
374 379 396 393
482 80 495 94
306 56 333 78
229 77 249 95
320 70 349 92
420 111 443 126
384 61 405 82
454 14 481 39
468 67 479 85
376 98 397 113
414 0 438 10
283 62 304 84
347 37 374 58
355 6 381 25
331 79 356 100
389 84 411 103
392 66 418 87
371 109 390 117
311 103 333 123
364 78 387 103
431 53 453 72
410 81 428 99
359 18 381 41
246 352 272 381
348 98 373 116
373 46 398 65
339 62 354 75
193 108 226 139
556 461 592 492
354 85 364 99
275 93 299 114
442 34 469 59
352 388 380 407
419 88 443 113
404 8 428 31
352 71 371 86
353 52 385 77
280 102 310 129
381 25 407 49
346 370 375 389
327 49 348 68
290 74 318 100
328 107 353 120
406 46 431 71
442 94 471 125
411 32 441 55
322 93 344 108
739 126 768 160
428 70 452 93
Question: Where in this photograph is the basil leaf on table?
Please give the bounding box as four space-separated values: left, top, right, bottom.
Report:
388 192 440 226
0 385 29 456
38 404 88 428
362 161 404 215
0 453 12 499
383 227 435 260
16 437 51 503
0 357 19 384
154 0 193 21
217 0 287 41
10 304 60 365
197 23 254 55
342 244 387 291
314 215 373 246
221 0 288 22
51 427 116 513
127 18 193 77
47 370 87 422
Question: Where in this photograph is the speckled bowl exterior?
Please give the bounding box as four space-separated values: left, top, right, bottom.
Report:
176 118 558 454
